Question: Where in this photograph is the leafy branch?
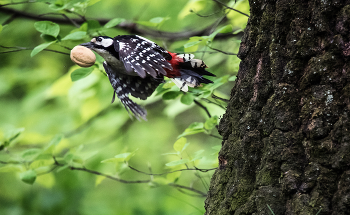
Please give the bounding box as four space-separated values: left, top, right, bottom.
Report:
0 7 242 41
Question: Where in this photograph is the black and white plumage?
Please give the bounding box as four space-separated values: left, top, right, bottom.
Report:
80 35 215 120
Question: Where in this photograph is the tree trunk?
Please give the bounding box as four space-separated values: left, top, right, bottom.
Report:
205 0 350 214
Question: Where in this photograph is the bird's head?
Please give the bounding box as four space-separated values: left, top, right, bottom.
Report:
80 36 114 51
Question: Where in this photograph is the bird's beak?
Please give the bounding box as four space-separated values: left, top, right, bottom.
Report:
79 42 94 49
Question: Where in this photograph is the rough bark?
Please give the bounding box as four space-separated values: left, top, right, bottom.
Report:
205 0 350 214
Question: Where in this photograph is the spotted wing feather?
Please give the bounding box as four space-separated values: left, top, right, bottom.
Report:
114 35 172 78
103 62 147 120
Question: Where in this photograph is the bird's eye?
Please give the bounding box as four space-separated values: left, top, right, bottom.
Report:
96 37 102 42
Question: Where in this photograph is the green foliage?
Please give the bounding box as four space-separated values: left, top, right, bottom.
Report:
104 18 125 28
0 0 249 214
71 67 95 81
34 21 60 37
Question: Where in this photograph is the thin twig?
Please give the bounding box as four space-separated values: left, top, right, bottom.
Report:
169 183 207 197
207 46 237 55
52 157 150 184
128 165 217 176
194 100 211 118
212 0 250 17
209 134 222 139
0 45 69 55
212 94 229 102
190 9 222 18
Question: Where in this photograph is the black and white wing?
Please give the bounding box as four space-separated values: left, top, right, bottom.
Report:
103 62 163 120
114 35 173 78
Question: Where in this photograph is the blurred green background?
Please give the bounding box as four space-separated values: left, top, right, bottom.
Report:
0 0 249 214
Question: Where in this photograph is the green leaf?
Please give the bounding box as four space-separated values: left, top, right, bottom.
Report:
4 127 25 147
21 148 42 161
41 34 57 42
62 31 87 41
31 41 55 57
150 17 169 24
0 165 24 173
86 20 101 31
178 122 205 138
115 152 135 162
137 17 169 27
204 116 219 130
0 25 3 34
56 164 69 172
173 137 187 152
49 0 67 10
71 67 94 81
180 93 194 105
191 149 205 161
203 75 229 91
49 134 64 146
100 158 119 163
20 170 37 185
184 41 202 48
104 18 125 28
34 21 60 37
208 25 232 40
233 29 243 34
188 122 204 129
228 76 237 81
165 159 189 166
44 134 64 153
162 91 181 100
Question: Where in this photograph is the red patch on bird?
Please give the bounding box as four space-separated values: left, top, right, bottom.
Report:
165 52 182 78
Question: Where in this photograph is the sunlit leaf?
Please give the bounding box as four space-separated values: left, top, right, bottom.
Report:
178 122 205 138
228 76 237 81
0 165 24 173
36 173 55 188
62 31 87 40
104 18 125 28
30 159 54 169
20 170 37 184
0 25 2 34
34 21 60 37
165 159 189 166
173 137 187 152
31 41 55 57
233 29 243 34
115 152 135 161
95 175 106 186
71 67 94 81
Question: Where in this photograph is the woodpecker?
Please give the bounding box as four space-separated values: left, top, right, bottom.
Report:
80 35 215 120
